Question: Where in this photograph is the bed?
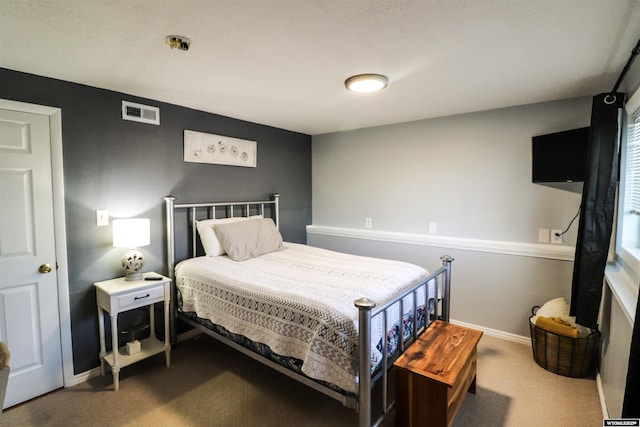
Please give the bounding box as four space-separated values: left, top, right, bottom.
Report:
164 194 453 427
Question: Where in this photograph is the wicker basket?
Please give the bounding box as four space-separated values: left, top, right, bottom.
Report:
529 306 600 378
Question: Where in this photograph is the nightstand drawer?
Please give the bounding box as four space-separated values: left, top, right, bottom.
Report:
117 285 164 310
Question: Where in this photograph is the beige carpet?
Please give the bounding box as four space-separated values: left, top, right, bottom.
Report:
453 334 602 427
2 333 603 426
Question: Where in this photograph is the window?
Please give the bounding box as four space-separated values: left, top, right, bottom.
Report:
617 87 640 283
623 108 640 215
609 87 640 321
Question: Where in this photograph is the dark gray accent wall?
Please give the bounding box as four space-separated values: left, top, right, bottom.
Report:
0 68 311 373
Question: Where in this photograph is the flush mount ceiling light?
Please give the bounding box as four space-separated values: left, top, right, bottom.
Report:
166 35 191 51
344 74 389 92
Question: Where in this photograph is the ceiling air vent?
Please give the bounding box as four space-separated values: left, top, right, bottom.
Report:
122 101 160 125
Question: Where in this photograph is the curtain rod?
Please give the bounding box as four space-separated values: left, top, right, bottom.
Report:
612 37 640 93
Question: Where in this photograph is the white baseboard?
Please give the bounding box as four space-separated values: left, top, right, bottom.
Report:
596 373 609 420
176 319 530 347
450 318 531 345
67 366 101 387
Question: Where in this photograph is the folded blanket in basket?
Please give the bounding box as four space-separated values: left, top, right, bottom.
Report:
535 316 579 338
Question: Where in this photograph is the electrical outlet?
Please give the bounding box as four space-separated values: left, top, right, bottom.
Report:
550 229 563 244
429 222 437 234
538 228 550 243
365 217 372 229
96 210 109 226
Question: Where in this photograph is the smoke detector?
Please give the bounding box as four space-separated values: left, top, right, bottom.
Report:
166 35 190 51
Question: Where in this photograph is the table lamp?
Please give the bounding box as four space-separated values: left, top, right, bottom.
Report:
112 218 150 281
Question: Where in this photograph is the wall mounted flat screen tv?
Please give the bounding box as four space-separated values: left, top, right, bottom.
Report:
532 127 590 183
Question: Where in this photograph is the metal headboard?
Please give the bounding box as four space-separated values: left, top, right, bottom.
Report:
164 193 280 341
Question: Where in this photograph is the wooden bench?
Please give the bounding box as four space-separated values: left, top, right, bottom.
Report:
394 320 483 427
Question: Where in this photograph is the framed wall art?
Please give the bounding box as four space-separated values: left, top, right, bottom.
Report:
184 130 257 167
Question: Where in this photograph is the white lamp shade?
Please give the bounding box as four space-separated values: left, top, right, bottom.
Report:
113 218 150 248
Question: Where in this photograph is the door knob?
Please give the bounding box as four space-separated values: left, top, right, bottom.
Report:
39 263 53 274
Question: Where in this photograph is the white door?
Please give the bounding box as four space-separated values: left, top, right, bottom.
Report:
0 108 64 408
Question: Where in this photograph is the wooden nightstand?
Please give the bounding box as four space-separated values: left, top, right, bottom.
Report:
95 273 171 391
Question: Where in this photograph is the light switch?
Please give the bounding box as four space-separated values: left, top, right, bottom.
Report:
96 210 109 226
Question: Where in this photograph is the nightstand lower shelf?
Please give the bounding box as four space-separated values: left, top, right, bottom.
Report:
102 337 169 369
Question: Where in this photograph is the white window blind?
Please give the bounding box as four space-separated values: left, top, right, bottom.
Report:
625 109 640 215
614 90 640 304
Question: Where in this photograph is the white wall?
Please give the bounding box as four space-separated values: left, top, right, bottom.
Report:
310 96 592 338
312 97 590 243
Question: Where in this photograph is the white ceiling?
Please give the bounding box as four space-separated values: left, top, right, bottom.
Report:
1 0 639 135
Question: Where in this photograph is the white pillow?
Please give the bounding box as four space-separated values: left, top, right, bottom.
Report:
214 217 284 261
196 215 261 256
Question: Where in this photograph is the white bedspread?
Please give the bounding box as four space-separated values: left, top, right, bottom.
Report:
175 242 431 393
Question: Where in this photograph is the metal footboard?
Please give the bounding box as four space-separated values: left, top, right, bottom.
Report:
355 255 453 427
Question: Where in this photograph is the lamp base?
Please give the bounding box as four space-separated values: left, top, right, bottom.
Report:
122 249 144 281
124 272 143 281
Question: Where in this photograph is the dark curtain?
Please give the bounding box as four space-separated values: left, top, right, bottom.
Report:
570 92 625 329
